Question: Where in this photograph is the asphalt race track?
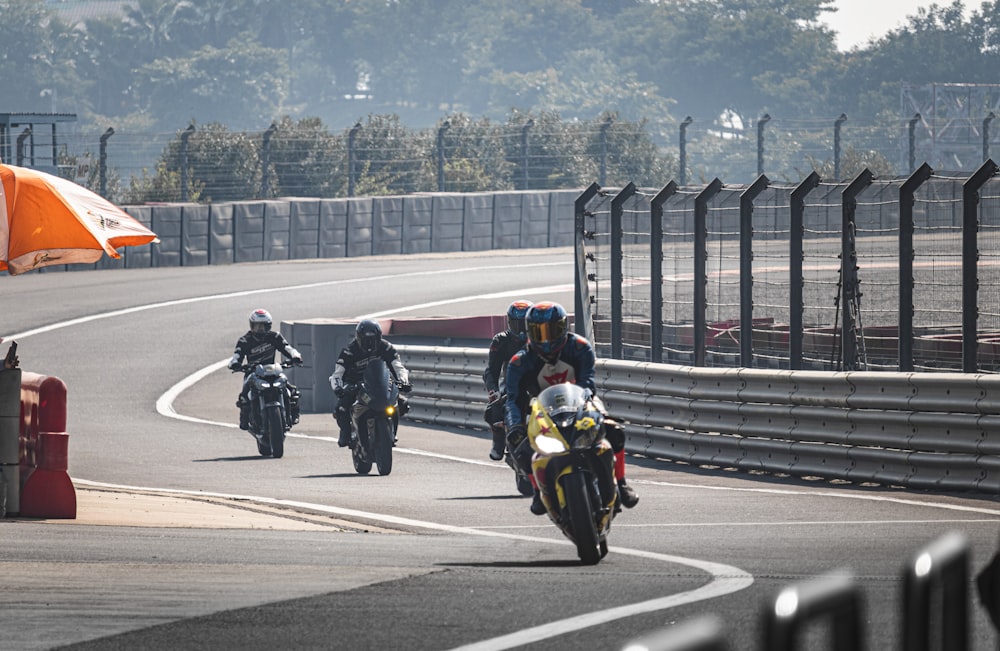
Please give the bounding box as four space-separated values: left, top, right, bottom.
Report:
3 248 1000 650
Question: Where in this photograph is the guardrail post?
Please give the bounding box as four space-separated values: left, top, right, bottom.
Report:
611 182 636 360
962 158 998 372
789 172 821 369
763 571 863 651
898 162 933 371
740 175 769 367
694 179 723 366
650 182 678 364
902 531 969 651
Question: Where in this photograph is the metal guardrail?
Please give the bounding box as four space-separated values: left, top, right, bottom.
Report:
399 345 1000 494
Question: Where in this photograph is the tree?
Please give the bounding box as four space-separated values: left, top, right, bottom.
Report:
266 116 346 198
135 38 289 131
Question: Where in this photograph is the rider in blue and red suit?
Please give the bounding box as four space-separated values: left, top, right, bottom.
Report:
503 301 639 515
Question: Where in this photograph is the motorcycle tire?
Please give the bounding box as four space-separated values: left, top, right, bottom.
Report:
515 472 533 497
256 439 272 456
265 406 285 459
375 418 393 476
564 472 602 565
352 433 372 475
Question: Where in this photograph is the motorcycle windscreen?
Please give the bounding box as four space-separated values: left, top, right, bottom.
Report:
361 360 399 410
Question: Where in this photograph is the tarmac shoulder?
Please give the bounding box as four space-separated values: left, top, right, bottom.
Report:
5 486 400 533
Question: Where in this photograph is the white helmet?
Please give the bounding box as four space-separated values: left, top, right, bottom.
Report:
249 309 272 336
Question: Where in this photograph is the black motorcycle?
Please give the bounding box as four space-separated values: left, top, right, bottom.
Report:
347 361 403 476
236 360 300 459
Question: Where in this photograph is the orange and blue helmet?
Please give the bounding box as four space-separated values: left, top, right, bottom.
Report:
526 302 568 359
506 300 534 341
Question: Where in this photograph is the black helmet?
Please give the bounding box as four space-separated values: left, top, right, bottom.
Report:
525 302 568 360
356 319 382 354
249 309 272 337
506 300 534 342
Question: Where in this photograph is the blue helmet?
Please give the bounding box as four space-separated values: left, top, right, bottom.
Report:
525 302 568 359
506 300 534 342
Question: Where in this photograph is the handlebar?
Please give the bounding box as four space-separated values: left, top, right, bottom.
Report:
231 358 302 374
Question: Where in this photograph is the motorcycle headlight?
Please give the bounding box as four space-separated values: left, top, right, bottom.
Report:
533 432 568 455
258 381 272 389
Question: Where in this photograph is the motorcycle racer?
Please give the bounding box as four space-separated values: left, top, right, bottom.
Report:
228 309 303 430
482 300 533 460
331 319 413 448
504 302 639 515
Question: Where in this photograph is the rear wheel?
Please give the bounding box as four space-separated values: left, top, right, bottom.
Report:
265 406 285 459
375 418 394 476
564 472 601 565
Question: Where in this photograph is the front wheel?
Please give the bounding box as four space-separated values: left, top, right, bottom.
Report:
374 418 394 476
564 472 601 565
265 406 285 459
352 427 372 474
515 472 533 497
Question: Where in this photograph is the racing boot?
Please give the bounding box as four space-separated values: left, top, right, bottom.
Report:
237 397 250 431
489 425 506 461
337 427 351 448
529 488 546 516
618 479 639 509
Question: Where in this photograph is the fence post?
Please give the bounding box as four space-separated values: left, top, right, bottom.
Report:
694 179 723 367
984 112 995 162
757 113 771 177
521 118 534 190
15 127 30 166
574 183 601 342
789 171 821 369
902 532 969 651
834 114 847 181
180 124 195 202
740 175 769 366
908 113 921 174
599 116 612 186
679 116 693 186
437 120 450 192
650 182 678 364
898 162 933 372
839 168 874 371
260 122 276 199
962 158 998 372
99 127 114 198
348 121 361 197
610 182 636 360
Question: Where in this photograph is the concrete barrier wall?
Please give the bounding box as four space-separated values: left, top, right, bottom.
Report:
36 190 579 274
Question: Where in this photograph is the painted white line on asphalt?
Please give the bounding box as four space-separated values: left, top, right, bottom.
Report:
71 477 753 651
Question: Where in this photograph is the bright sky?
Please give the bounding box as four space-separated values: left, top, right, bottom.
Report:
821 0 974 51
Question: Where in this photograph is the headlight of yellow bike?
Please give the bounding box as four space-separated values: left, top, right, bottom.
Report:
533 432 568 455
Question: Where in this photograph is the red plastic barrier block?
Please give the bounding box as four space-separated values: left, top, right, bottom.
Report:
20 432 75 518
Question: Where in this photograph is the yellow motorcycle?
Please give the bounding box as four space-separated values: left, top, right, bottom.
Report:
527 383 619 565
